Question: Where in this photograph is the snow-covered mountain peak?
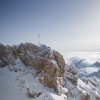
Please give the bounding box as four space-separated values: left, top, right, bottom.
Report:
0 43 100 100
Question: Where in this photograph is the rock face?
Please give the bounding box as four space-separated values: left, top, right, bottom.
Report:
17 44 65 94
0 44 14 67
80 91 90 100
64 64 78 87
0 43 65 94
53 50 65 74
0 44 7 57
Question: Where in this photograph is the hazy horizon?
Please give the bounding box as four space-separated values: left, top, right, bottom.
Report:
0 0 100 52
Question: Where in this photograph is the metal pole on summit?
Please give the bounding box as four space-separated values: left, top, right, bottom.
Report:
38 33 40 46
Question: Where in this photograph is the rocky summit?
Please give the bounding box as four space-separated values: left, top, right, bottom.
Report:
0 43 65 94
0 43 100 100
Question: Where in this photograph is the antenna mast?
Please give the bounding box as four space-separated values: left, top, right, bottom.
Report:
38 33 40 45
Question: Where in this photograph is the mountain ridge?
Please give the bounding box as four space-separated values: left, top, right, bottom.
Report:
0 43 100 100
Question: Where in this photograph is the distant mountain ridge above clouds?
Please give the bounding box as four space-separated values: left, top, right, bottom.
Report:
0 43 100 100
64 53 100 78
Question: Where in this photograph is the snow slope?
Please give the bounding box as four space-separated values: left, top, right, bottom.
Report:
0 58 67 100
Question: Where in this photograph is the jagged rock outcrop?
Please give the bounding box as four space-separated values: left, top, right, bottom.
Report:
17 44 65 94
0 44 8 67
53 50 65 74
27 88 42 98
81 77 97 87
0 43 65 94
80 91 90 100
96 95 100 100
0 44 7 57
0 44 15 67
64 64 78 87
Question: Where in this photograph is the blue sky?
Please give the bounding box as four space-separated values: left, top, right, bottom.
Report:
0 0 100 52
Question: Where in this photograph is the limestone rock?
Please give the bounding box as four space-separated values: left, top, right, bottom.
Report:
64 72 78 86
13 43 65 94
80 91 90 100
53 50 65 74
0 44 7 57
0 43 66 94
27 88 42 98
0 44 11 67
96 95 100 100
